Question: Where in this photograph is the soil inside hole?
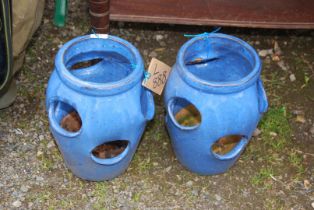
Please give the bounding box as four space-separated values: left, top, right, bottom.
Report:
60 111 82 132
92 140 128 159
174 104 201 126
212 135 243 155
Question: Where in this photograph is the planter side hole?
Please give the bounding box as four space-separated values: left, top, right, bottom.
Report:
211 135 243 155
51 101 82 133
91 140 129 159
171 97 201 128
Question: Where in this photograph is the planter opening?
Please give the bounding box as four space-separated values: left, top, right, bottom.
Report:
170 97 201 128
211 135 243 155
51 100 82 133
92 140 128 159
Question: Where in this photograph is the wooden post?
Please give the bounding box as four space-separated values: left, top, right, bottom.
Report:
89 0 110 33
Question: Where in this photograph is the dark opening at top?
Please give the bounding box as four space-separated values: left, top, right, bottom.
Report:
63 38 137 84
183 36 256 83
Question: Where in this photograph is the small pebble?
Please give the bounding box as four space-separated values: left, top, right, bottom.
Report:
292 110 304 115
253 128 262 137
270 132 278 137
165 166 172 173
21 185 29 193
39 135 44 141
186 181 193 187
215 194 222 201
14 128 23 135
149 51 157 58
289 74 296 82
36 150 43 157
258 49 273 57
43 18 49 24
191 189 199 196
47 141 55 149
277 61 288 71
272 54 280 62
311 201 314 209
143 49 148 57
160 41 166 47
135 36 141 42
12 200 22 208
155 34 163 41
304 180 311 190
273 41 282 55
36 176 44 182
296 115 306 123
28 202 33 208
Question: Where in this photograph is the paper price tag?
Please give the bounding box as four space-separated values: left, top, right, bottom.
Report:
90 34 109 39
142 58 172 95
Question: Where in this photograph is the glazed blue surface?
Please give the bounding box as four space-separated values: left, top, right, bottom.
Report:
164 33 268 175
46 35 154 181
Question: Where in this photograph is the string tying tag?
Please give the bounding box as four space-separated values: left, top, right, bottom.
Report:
184 27 221 38
130 63 137 69
143 71 151 83
91 28 99 38
184 27 221 65
131 63 151 83
130 63 150 83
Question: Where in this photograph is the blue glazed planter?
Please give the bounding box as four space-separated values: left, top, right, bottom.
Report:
164 33 268 175
46 35 154 181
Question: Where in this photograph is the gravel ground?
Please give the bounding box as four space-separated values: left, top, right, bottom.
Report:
0 1 314 209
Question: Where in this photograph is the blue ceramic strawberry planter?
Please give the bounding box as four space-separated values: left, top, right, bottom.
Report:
46 34 154 181
164 33 268 175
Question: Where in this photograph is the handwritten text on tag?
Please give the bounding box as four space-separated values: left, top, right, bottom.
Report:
142 58 172 95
